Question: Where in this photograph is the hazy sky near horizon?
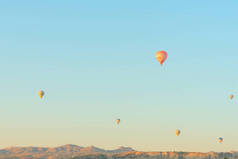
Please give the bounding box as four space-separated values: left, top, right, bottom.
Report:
0 0 238 152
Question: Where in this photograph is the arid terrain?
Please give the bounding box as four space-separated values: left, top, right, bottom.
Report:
0 145 236 159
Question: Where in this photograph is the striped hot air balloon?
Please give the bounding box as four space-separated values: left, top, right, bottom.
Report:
155 50 168 65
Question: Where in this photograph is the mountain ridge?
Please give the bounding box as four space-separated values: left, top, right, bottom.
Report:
0 145 237 159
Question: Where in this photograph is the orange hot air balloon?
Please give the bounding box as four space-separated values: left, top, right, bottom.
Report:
175 129 181 136
116 119 120 125
229 94 233 100
155 50 168 65
38 90 45 99
218 137 223 143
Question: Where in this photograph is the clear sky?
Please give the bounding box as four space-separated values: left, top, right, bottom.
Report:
0 0 238 152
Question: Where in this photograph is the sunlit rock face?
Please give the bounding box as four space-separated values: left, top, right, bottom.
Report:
0 145 237 159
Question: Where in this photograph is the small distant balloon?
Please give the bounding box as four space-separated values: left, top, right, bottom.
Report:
155 50 168 65
116 119 120 125
38 90 45 99
175 129 181 136
218 137 223 143
229 94 233 100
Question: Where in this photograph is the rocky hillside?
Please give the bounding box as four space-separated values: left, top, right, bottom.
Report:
0 144 134 159
72 151 238 159
0 145 237 159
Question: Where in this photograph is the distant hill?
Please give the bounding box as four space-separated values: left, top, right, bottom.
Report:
0 144 135 159
0 145 237 159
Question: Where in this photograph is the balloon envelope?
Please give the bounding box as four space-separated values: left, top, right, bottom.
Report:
38 90 45 99
175 129 181 136
218 137 223 143
155 51 168 65
116 119 120 124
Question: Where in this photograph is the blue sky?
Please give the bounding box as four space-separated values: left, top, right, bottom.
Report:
0 0 238 152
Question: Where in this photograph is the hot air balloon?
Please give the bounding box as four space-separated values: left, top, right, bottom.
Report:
155 50 168 65
38 90 45 99
218 137 223 143
229 94 233 100
116 119 120 125
175 129 181 136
